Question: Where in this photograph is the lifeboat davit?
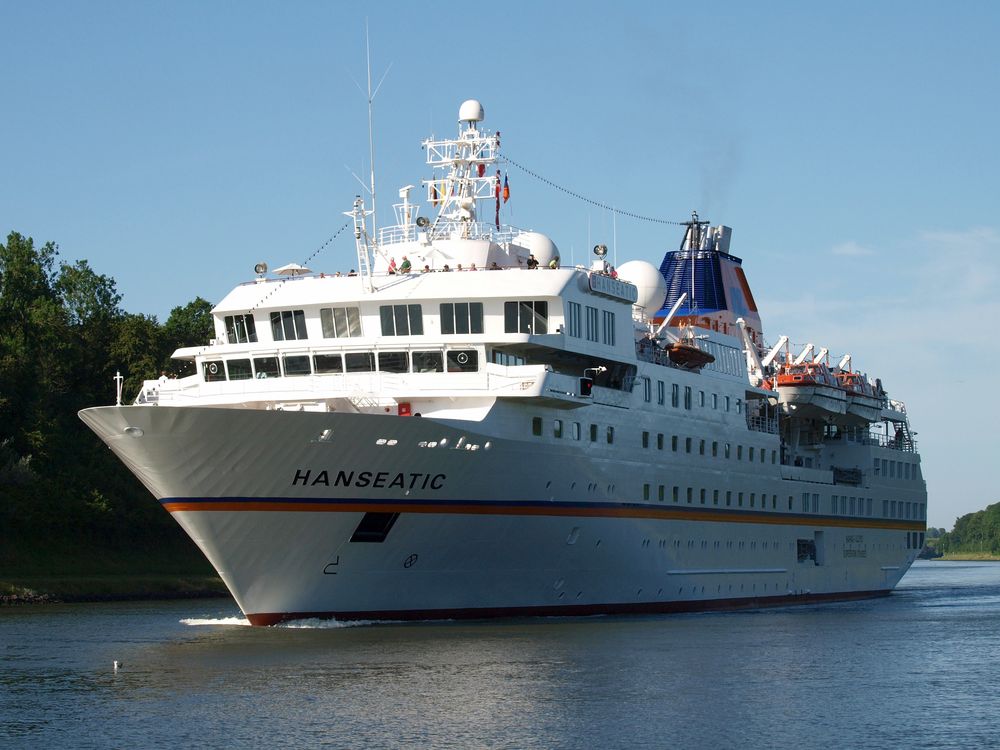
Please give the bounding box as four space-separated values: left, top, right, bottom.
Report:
834 371 883 425
775 361 847 419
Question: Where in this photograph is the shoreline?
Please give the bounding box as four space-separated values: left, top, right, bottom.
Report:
0 575 231 606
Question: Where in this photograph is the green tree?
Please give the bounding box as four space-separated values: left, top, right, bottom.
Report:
161 296 214 375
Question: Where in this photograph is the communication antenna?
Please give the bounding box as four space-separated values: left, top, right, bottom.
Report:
356 21 392 242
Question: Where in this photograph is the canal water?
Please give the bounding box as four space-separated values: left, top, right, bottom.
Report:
2 561 999 749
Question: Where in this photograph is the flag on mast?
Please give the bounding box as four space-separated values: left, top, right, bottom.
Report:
502 173 510 203
495 170 502 229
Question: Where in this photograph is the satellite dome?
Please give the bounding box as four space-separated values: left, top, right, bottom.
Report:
513 232 559 266
617 260 667 314
459 99 485 123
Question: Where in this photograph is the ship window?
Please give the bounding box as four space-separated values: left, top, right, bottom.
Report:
749 447 755 462
412 351 444 373
772 494 778 509
726 491 732 506
867 498 873 516
283 355 311 377
203 360 225 382
589 424 598 442
725 443 731 459
643 377 652 402
685 437 692 453
532 417 542 436
553 419 563 438
313 353 344 374
378 351 409 373
657 433 664 450
607 426 614 444
320 307 362 338
813 494 820 513
831 495 839 514
713 490 719 505
643 484 650 501
684 386 692 410
642 431 649 448
687 488 693 504
572 422 581 440
270 309 307 341
750 493 755 508
736 398 742 414
738 492 743 507
226 358 253 380
699 390 705 407
253 356 279 378
737 445 743 461
567 301 582 338
602 310 615 346
440 302 484 335
659 485 665 502
504 300 548 334
712 441 718 457
673 486 679 502
225 314 258 344
585 305 599 341
446 349 478 372
345 352 375 372
712 393 718 409
380 304 424 336
726 396 731 411
671 435 678 452
772 450 777 464
700 489 706 504
657 380 665 405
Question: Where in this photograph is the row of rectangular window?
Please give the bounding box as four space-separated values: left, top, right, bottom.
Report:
873 457 921 480
641 431 776 464
202 348 480 382
565 301 615 345
641 380 743 414
640 485 925 521
531 417 615 444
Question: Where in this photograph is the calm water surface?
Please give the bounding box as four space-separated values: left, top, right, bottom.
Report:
2 561 999 749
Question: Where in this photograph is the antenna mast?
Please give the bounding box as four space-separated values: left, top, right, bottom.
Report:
365 23 378 238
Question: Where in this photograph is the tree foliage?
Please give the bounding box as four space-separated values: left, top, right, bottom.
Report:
0 231 214 573
935 503 1000 557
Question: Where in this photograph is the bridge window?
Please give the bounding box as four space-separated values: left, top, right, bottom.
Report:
345 352 375 372
440 302 484 334
601 310 616 345
504 300 548 334
380 304 424 336
446 349 479 372
566 301 582 337
412 351 444 373
585 306 598 341
378 351 409 373
253 356 279 378
283 355 311 376
313 353 343 374
226 358 253 380
270 309 307 341
225 314 257 344
320 306 362 338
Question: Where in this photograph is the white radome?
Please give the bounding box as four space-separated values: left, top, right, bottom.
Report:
459 99 485 123
513 232 559 266
616 260 667 314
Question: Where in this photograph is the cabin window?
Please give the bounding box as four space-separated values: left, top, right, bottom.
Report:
412 351 444 373
831 495 839 514
657 380 665 405
446 349 479 372
440 302 484 334
504 300 548 334
699 439 705 455
553 419 563 438
749 447 755 462
671 435 678 452
643 377 652 402
380 304 424 336
270 309 307 341
313 353 343 374
532 417 542 436
203 360 225 382
590 424 598 442
685 437 692 453
657 433 664 450
712 441 718 457
699 390 705 407
607 426 615 444
671 383 679 408
320 307 362 338
253 357 279 378
602 310 616 346
712 393 718 409
684 386 692 410
567 301 582 337
378 351 409 373
226 358 253 381
585 306 599 341
225 314 257 344
345 352 375 372
642 431 649 448
572 422 581 440
283 355 311 377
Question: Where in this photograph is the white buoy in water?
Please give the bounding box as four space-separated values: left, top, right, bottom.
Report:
113 660 122 671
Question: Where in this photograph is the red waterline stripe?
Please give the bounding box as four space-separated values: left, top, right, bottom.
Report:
246 588 893 627
162 500 925 532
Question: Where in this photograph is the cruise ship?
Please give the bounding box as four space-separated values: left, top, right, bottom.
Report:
79 100 928 625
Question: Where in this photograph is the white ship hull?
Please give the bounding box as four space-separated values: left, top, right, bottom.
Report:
80 404 921 624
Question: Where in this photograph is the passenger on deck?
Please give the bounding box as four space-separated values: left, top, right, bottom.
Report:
387 257 397 274
490 261 501 270
399 256 412 273
527 254 539 269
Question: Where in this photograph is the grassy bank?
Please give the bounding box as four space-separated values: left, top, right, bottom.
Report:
935 553 1000 562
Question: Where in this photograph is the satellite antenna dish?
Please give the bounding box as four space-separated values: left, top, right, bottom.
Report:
593 244 608 258
254 262 268 274
415 216 430 228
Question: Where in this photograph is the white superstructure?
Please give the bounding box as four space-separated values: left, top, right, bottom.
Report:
80 101 928 625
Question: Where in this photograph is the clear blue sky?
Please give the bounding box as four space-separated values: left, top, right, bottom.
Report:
3 1 998 528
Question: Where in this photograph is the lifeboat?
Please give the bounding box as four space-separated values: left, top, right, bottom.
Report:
775 361 847 419
665 341 715 370
834 371 883 425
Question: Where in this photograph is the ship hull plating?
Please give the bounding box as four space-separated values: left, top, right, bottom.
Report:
80 405 920 624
